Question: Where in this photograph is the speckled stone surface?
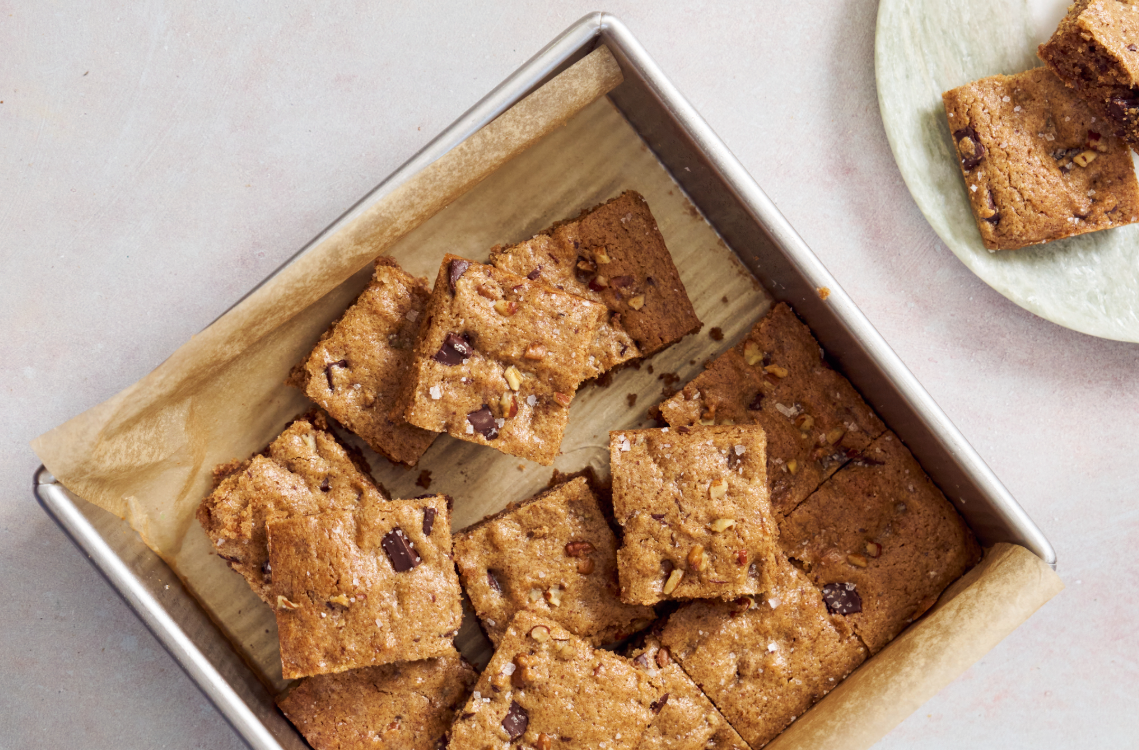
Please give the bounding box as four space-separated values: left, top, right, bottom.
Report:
3 2 1137 749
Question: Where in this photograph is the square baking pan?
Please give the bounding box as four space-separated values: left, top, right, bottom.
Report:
34 12 1056 750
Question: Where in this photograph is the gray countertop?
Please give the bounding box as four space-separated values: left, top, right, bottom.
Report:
3 2 1135 748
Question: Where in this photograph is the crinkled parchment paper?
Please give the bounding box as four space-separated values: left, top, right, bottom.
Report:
33 43 1062 747
877 0 1139 342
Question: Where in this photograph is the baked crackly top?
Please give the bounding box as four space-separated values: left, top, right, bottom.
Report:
779 431 982 654
660 302 884 518
609 425 782 606
277 652 477 750
942 66 1139 249
293 256 437 466
400 254 606 465
448 611 664 750
196 412 387 603
268 495 462 678
454 476 654 647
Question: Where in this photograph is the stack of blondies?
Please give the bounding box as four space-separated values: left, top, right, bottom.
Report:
944 1 1139 250
197 191 980 750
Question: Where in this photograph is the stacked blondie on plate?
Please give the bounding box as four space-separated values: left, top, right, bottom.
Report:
197 192 980 749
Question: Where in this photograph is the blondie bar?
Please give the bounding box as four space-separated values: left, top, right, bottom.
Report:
779 431 982 653
942 66 1139 249
277 652 477 750
660 565 867 749
400 255 606 465
196 412 387 603
609 425 782 605
659 304 884 518
448 611 663 750
454 476 654 646
291 257 437 466
268 495 462 678
490 191 702 378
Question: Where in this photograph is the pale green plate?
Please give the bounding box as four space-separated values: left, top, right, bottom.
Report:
876 0 1139 342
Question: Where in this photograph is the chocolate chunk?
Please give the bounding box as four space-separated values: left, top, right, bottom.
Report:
748 391 765 410
319 478 330 492
1129 44 1138 52
650 694 670 714
449 259 471 292
219 553 241 564
433 332 473 366
952 125 986 171
260 559 271 579
821 582 862 615
1109 94 1139 125
634 653 652 669
381 528 421 572
324 359 348 391
487 569 503 593
527 266 542 280
501 701 529 740
423 506 437 536
467 405 499 439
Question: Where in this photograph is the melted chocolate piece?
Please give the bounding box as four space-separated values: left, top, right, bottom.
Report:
748 391 765 410
650 693 670 714
526 266 542 280
433 332 473 366
260 560 271 579
501 701 529 740
821 582 862 615
381 528 421 572
325 359 349 391
423 506 437 536
467 405 499 439
449 259 471 292
487 569 503 593
1108 93 1139 125
319 478 330 492
952 125 986 171
634 653 652 669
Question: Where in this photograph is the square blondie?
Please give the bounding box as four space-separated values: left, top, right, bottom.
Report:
942 66 1139 250
659 303 884 518
196 411 388 603
267 495 462 678
448 612 663 750
277 653 477 750
660 565 868 749
291 257 437 466
1039 0 1139 151
490 191 702 378
778 431 982 653
609 425 783 605
400 255 606 465
626 635 750 750
454 476 654 647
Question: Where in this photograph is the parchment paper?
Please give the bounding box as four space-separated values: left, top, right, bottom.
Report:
33 42 1063 747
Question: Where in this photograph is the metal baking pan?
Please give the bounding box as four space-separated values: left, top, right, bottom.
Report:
34 12 1056 750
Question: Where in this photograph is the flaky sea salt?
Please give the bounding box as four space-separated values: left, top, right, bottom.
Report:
429 385 442 400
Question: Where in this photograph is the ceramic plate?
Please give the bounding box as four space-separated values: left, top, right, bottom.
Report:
876 0 1139 342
